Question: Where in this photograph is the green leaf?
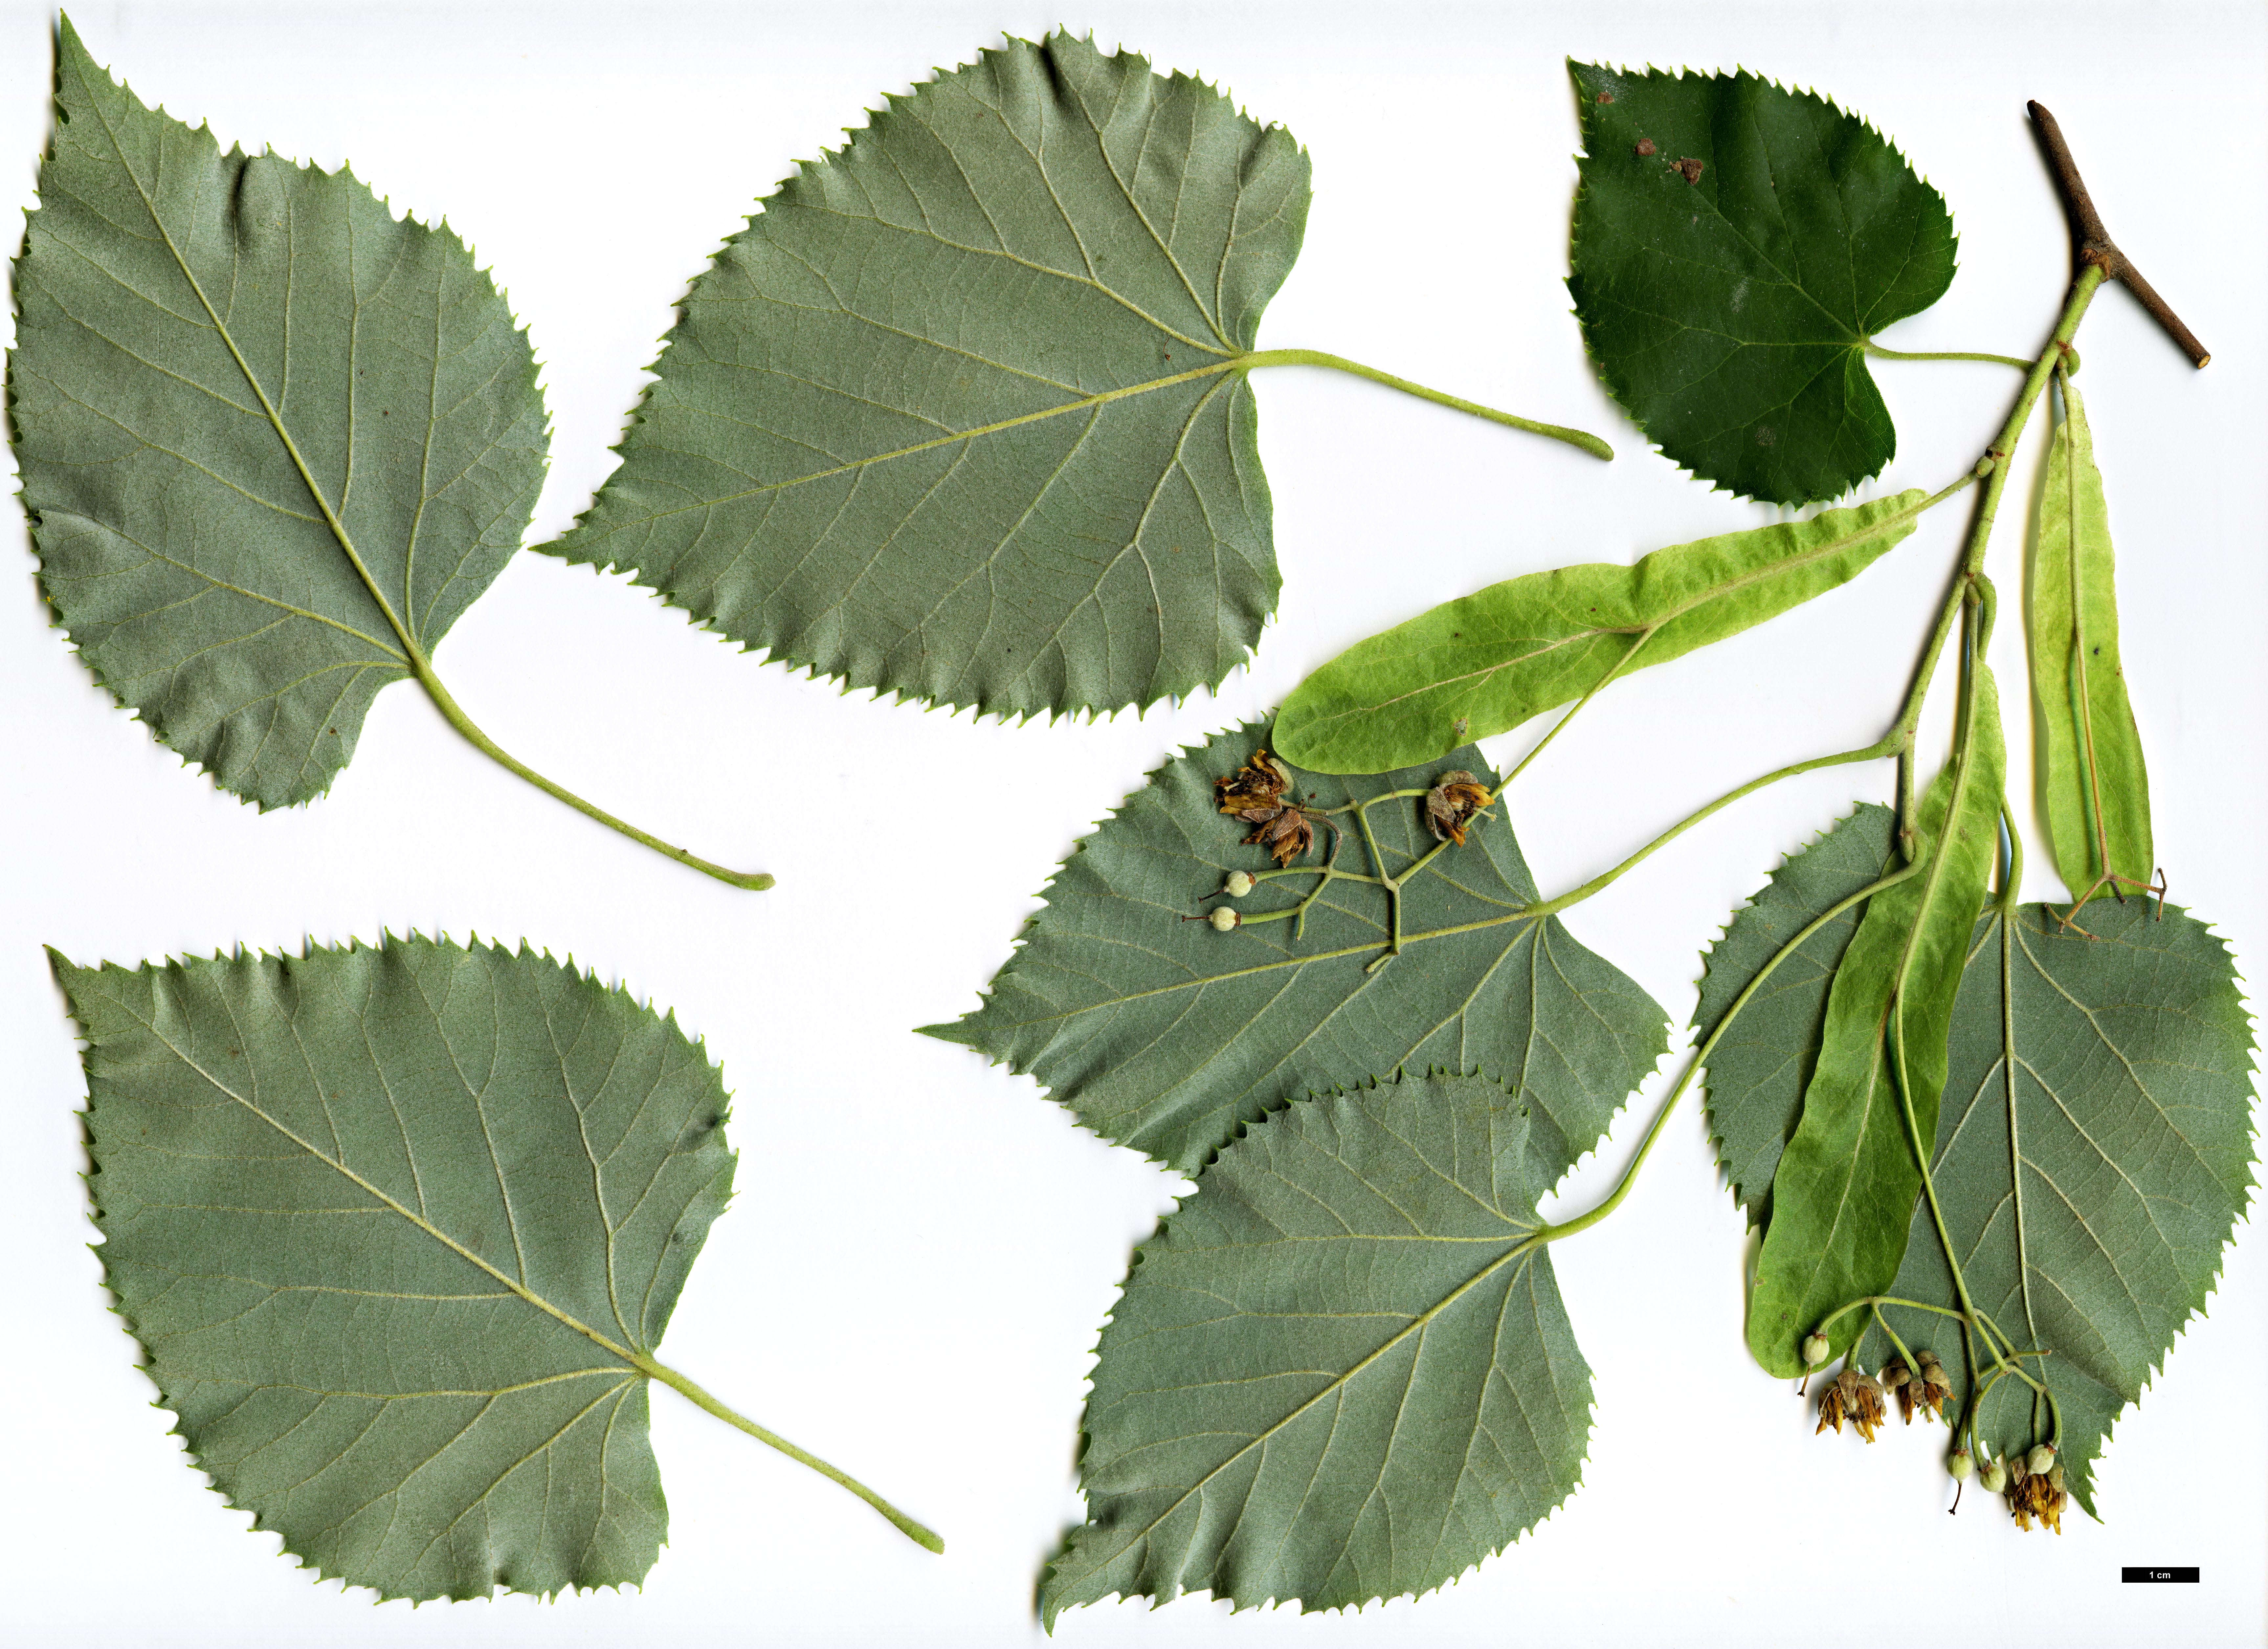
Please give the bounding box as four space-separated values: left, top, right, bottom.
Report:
2030 376 2152 902
544 33 1309 720
11 21 546 808
1861 901 2255 1517
60 933 934 1599
1567 63 1956 506
1746 667 2006 1375
1040 1072 1590 1624
1697 804 1897 1224
1274 490 1928 774
923 721 1667 1176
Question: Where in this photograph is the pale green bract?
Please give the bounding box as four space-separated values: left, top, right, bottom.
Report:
12 21 546 809
1274 490 1927 774
1696 805 1897 1225
1861 902 2255 1517
2030 377 2152 903
546 33 1309 720
1042 1072 1591 1624
1747 668 2005 1375
923 721 1667 1176
63 935 733 1601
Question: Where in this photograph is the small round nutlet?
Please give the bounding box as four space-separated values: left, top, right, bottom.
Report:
1224 870 1256 898
1979 1458 2009 1495
2028 1443 2057 1477
1800 1332 1832 1368
1947 1448 1974 1482
1208 905 1241 932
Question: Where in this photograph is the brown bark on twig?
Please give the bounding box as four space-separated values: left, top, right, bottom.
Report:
2028 100 2210 368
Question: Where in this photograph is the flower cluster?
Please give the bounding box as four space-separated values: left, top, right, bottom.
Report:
1214 750 1315 867
1879 1349 1955 1424
1422 770 1493 846
1814 1367 1887 1442
2005 1445 2067 1534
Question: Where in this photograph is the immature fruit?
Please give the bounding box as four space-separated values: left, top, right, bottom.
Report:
1800 1332 1831 1367
1224 870 1256 897
1209 906 1241 933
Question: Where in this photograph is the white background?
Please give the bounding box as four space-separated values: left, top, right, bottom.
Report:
2 3 2261 1645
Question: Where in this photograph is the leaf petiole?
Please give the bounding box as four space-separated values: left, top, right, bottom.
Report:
1536 850 1929 1244
632 1354 943 1554
1239 347 1614 460
1863 342 2033 371
411 660 774 890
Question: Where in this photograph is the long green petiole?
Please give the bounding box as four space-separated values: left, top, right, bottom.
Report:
1535 850 1928 1244
1863 341 2033 371
633 1353 943 1554
412 661 774 890
1240 347 1615 460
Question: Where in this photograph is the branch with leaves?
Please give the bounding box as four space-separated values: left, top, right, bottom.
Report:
16 15 2256 1629
943 59 2254 1626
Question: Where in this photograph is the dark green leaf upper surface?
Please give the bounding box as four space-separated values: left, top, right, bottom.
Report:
12 22 547 807
545 33 1310 719
924 721 1667 1176
1568 63 1956 505
61 935 735 1600
1697 804 1896 1224
1862 902 2255 1517
1041 1073 1590 1623
1275 490 1925 774
1747 669 2006 1375
2031 377 2152 901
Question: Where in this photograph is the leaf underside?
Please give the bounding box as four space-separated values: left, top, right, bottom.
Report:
1274 489 1925 774
2030 377 2152 901
11 22 546 808
545 32 1311 720
1697 803 1897 1224
1041 1072 1591 1624
61 935 735 1601
923 719 1668 1176
1568 63 1956 506
1861 902 2255 1518
1748 671 2006 1376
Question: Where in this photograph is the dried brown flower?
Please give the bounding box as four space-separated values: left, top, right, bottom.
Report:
2005 1450 2067 1533
1424 771 1493 846
1216 749 1291 819
1244 805 1316 868
1215 748 1322 867
1912 1351 1953 1423
1815 1367 1886 1441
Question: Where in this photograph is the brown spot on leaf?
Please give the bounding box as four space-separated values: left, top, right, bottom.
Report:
1596 92 1615 104
1675 156 1705 184
1635 138 1657 157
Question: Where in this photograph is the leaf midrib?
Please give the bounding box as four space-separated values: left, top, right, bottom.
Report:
78 59 427 670
112 983 649 1377
1072 1231 1546 1589
582 356 1250 532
